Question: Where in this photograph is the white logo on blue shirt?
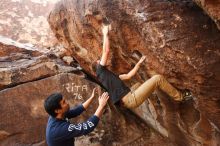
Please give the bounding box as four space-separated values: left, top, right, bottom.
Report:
68 124 75 131
87 121 94 128
68 121 94 131
83 123 88 129
74 123 82 130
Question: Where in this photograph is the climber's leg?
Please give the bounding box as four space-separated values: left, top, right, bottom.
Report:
121 74 183 108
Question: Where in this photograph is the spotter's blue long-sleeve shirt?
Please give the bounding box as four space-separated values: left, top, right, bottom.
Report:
46 104 99 146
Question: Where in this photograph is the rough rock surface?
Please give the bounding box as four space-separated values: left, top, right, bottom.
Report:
48 0 220 145
0 36 78 90
193 0 220 30
0 0 59 48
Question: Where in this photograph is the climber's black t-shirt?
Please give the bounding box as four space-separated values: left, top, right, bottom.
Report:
96 64 130 104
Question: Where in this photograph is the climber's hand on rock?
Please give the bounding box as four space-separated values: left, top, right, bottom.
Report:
90 87 97 99
98 92 109 108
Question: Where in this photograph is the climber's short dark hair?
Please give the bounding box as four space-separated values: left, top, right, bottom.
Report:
44 93 63 117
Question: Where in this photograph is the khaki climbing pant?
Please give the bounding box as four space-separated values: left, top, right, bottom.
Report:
121 74 183 109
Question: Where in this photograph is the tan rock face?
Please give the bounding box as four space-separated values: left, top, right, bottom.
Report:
48 0 220 145
193 0 220 30
0 37 78 90
0 0 60 48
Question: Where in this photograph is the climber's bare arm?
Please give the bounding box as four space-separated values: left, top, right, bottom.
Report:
100 26 110 66
119 56 146 80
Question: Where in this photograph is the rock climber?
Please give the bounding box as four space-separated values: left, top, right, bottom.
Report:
92 24 193 109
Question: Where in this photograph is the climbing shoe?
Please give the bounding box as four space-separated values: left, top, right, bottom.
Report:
182 89 194 101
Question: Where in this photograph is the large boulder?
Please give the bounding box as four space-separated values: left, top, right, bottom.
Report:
48 0 220 145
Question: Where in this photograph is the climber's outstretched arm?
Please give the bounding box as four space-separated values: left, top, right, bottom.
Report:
100 26 110 66
119 56 146 80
